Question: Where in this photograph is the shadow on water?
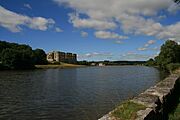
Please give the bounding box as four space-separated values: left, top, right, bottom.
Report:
0 66 168 120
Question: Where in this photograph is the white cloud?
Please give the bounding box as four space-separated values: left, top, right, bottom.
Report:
168 3 180 13
158 15 166 20
148 40 156 44
0 5 55 32
55 27 63 32
138 40 157 51
78 52 113 59
138 47 148 51
54 0 174 17
54 0 180 41
28 17 55 31
117 14 163 36
151 47 160 51
95 31 128 40
157 22 180 40
69 13 117 30
81 31 88 37
138 46 160 51
24 4 32 9
121 52 153 61
115 41 123 44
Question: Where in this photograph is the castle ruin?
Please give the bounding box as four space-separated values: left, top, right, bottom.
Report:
47 51 77 63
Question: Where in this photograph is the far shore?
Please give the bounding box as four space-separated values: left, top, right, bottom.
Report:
35 63 85 69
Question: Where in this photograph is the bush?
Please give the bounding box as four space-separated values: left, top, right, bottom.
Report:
167 63 180 73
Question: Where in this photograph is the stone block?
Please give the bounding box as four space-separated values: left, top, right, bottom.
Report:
136 108 155 120
131 94 161 111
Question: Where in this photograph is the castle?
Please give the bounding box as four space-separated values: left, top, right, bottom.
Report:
47 51 77 63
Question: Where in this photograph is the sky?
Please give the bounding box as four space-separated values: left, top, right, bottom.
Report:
0 0 180 61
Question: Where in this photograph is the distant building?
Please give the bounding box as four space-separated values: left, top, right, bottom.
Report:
91 63 96 66
47 51 77 63
47 52 54 62
98 63 105 66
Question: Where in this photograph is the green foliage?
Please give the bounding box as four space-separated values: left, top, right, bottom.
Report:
112 101 146 120
153 40 180 70
145 58 156 66
157 41 178 65
77 61 91 65
167 63 180 73
1 48 34 69
33 49 48 65
0 41 48 70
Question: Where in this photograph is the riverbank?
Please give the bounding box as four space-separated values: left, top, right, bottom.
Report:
99 68 180 120
35 63 85 69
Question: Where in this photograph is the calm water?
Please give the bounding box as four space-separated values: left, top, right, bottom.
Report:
0 66 162 120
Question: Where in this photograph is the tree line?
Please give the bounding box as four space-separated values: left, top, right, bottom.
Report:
0 41 47 70
146 40 180 72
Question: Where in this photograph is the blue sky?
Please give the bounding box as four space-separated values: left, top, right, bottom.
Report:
0 0 179 61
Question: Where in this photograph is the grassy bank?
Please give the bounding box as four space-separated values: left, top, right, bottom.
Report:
111 101 146 120
35 63 84 69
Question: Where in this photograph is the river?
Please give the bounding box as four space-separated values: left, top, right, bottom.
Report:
0 66 163 120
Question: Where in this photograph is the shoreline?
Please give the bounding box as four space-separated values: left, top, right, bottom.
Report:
35 64 85 69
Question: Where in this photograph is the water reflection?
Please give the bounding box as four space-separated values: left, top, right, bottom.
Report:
0 66 164 120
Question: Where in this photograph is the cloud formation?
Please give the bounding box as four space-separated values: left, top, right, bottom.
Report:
69 13 117 30
24 4 32 9
55 27 63 32
81 31 88 37
95 31 128 40
54 0 180 41
78 52 113 59
121 52 153 61
0 5 55 32
138 40 157 51
115 41 123 44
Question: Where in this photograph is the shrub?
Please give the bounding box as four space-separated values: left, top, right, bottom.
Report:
167 63 180 73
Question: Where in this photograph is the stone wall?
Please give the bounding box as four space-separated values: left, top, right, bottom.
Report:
99 73 180 120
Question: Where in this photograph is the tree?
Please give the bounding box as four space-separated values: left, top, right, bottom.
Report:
33 49 48 65
146 58 156 66
1 48 34 69
0 41 49 69
155 40 179 68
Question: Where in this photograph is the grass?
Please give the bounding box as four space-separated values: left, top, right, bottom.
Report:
111 101 146 120
35 63 84 69
169 97 180 120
